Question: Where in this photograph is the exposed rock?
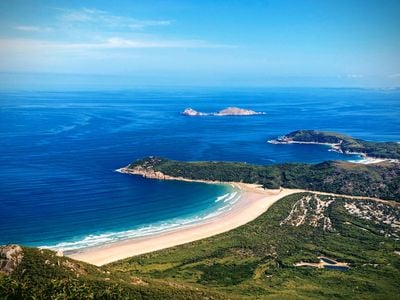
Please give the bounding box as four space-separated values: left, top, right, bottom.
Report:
182 106 264 116
344 201 400 233
280 195 335 231
214 107 264 116
118 157 179 180
281 195 400 237
119 165 167 180
131 276 148 286
182 108 207 116
0 245 23 275
61 259 88 275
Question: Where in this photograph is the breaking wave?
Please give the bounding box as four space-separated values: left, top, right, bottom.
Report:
40 188 241 252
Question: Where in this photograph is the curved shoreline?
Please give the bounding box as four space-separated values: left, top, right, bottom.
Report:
68 178 302 266
54 182 240 253
267 139 399 164
66 166 399 266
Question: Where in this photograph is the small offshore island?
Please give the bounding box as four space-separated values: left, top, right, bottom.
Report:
182 106 265 116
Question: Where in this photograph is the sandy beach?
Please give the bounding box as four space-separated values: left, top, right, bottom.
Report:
68 182 302 266
67 167 398 266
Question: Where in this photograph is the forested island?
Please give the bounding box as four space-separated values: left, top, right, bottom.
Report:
269 130 400 160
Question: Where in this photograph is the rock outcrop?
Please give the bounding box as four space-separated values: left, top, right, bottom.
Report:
117 165 168 180
214 107 264 116
0 245 23 274
182 108 208 116
182 107 264 116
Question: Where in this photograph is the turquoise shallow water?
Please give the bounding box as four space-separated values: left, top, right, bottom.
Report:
0 88 399 250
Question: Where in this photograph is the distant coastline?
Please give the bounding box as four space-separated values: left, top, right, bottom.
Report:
268 130 400 164
267 138 384 163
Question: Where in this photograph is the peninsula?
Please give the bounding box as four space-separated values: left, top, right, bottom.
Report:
269 130 400 162
64 152 400 265
182 106 265 116
67 152 400 265
2 156 399 299
124 156 400 200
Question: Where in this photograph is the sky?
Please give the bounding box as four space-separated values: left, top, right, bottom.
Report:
0 0 400 88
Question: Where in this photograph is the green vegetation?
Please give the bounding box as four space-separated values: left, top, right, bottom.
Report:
2 149 400 298
129 157 400 200
279 130 400 159
110 193 400 299
2 194 399 299
0 247 225 299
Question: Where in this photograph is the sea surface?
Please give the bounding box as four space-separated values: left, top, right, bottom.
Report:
0 88 399 250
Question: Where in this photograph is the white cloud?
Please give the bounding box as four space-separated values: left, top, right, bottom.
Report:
13 25 54 33
1 7 233 73
0 37 233 51
102 37 232 49
4 8 235 54
58 8 172 30
346 74 364 78
388 73 400 78
10 8 172 38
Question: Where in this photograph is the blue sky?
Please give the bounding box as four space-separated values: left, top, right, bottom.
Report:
1 0 400 88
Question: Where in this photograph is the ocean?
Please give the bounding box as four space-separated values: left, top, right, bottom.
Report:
0 88 399 250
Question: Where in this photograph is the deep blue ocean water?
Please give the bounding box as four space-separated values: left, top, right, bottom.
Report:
0 88 399 250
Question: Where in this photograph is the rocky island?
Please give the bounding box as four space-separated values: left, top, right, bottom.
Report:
269 130 400 162
182 106 265 116
181 108 208 116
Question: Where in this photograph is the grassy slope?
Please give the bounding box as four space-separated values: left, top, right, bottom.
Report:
109 193 400 299
0 247 225 299
1 193 399 299
2 152 400 299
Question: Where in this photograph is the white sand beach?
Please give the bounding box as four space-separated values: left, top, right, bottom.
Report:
67 168 398 266
68 183 302 266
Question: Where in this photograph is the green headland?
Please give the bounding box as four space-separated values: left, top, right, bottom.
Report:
1 131 400 299
269 130 400 160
